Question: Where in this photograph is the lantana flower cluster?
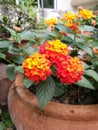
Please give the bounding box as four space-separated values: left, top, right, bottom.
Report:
45 8 96 33
22 39 84 84
22 53 52 83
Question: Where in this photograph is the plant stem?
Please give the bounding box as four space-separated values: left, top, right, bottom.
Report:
77 86 80 104
2 57 16 66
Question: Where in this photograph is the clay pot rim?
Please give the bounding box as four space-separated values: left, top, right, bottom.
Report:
10 73 98 121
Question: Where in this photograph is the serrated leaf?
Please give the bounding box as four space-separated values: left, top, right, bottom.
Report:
15 66 24 73
85 69 98 82
75 76 95 89
0 53 6 59
36 77 56 109
6 64 16 81
23 78 33 88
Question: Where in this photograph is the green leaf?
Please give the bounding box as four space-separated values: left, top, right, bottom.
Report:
36 77 56 109
23 78 33 88
85 69 98 82
0 122 6 130
4 26 16 35
76 42 93 56
8 46 20 55
75 76 95 89
83 25 95 32
15 66 24 73
53 84 66 97
82 61 90 69
78 25 95 32
20 30 36 40
12 56 24 64
0 108 2 114
61 36 74 44
6 64 16 81
56 23 71 33
0 40 12 49
24 47 38 55
0 53 6 59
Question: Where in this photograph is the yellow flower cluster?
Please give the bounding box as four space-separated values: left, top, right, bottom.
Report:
64 11 78 21
45 18 57 27
79 9 95 19
63 12 77 27
44 39 70 56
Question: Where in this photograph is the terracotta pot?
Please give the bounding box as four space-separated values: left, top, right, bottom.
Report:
8 73 98 130
0 63 12 105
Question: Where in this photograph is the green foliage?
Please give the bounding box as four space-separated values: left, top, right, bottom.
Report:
0 107 14 130
75 76 95 90
36 77 56 109
6 64 16 81
23 78 33 88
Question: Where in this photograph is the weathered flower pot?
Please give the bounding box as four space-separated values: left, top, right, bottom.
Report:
0 63 12 105
8 73 98 130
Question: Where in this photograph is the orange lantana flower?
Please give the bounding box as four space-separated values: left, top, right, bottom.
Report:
22 52 52 83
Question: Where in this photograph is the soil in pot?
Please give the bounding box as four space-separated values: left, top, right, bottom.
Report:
29 84 98 105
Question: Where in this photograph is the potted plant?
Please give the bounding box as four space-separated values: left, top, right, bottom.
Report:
6 8 98 130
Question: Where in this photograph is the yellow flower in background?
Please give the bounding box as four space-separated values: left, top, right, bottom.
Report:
45 18 57 27
64 11 78 21
79 9 95 19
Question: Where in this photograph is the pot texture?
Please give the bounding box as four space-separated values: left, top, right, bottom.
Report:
0 63 12 105
8 73 98 130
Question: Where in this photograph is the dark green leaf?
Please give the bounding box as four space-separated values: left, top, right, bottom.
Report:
20 30 36 40
4 26 16 35
36 77 56 109
0 53 6 59
85 69 98 82
0 40 12 49
53 84 66 97
61 36 74 44
6 64 16 81
0 108 2 114
23 78 33 88
24 47 38 55
15 66 24 73
12 56 24 64
56 23 71 33
75 76 95 89
82 61 90 69
76 42 93 56
8 46 20 54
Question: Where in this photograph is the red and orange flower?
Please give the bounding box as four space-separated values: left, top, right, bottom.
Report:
22 52 52 83
22 39 84 85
